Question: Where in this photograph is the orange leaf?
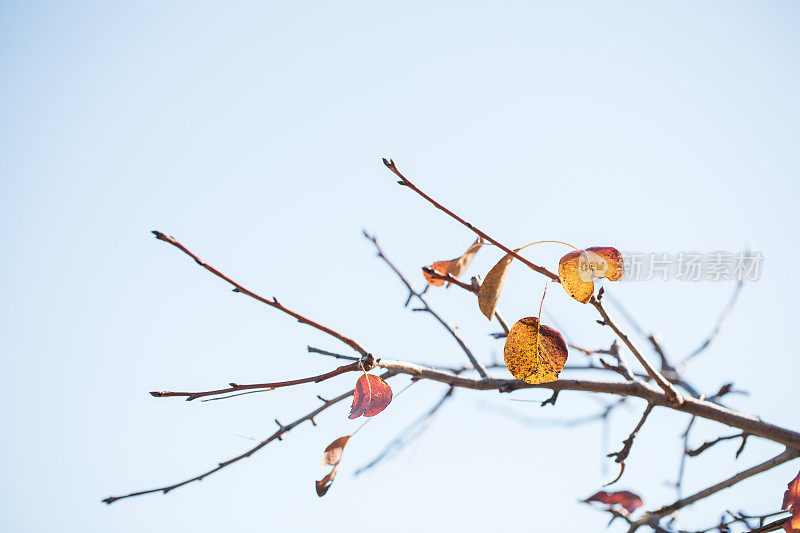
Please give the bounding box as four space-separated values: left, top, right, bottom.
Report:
503 317 568 384
558 247 624 303
783 470 800 532
349 374 393 419
584 490 643 513
316 435 351 496
478 252 514 320
422 238 483 286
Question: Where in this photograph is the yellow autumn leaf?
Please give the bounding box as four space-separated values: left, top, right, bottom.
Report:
558 247 624 303
503 317 568 384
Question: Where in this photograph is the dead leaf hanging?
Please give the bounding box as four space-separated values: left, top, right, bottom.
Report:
559 246 624 303
478 252 514 320
316 435 351 496
349 374 393 419
422 238 483 286
503 317 568 384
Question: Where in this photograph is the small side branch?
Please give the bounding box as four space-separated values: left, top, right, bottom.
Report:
150 360 366 401
686 432 749 458
653 447 799 517
152 231 369 357
606 402 655 486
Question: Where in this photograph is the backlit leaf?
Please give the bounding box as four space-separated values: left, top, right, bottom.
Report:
503 317 568 384
322 436 351 466
783 470 800 532
584 490 643 513
349 374 393 419
478 252 514 320
422 238 483 286
316 435 351 497
559 247 624 303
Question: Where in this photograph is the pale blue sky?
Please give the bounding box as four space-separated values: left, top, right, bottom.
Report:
2 2 799 532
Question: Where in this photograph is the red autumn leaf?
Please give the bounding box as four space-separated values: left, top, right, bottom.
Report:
422 238 483 286
349 374 393 419
584 490 643 513
316 435 351 497
783 470 800 532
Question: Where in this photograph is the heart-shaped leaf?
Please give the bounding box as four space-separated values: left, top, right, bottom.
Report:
503 317 568 384
349 374 393 419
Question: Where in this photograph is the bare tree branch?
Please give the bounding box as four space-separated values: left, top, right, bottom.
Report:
678 279 745 371
103 371 395 504
652 447 799 517
149 359 367 401
152 231 369 357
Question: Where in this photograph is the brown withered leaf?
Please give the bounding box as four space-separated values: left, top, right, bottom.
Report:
503 317 568 384
316 435 351 497
478 252 514 320
349 374 393 419
322 436 351 466
559 246 624 303
783 470 800 532
584 490 643 513
422 238 483 286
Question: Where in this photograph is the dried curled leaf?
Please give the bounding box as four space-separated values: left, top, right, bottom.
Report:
478 252 514 320
503 317 568 384
422 238 483 286
584 490 643 513
783 470 800 532
558 246 624 303
316 435 351 496
349 374 393 419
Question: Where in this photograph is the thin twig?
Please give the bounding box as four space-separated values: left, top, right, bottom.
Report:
307 346 359 361
606 402 655 486
152 231 369 357
686 432 748 458
150 360 366 401
355 385 455 475
678 279 745 371
652 448 799 517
